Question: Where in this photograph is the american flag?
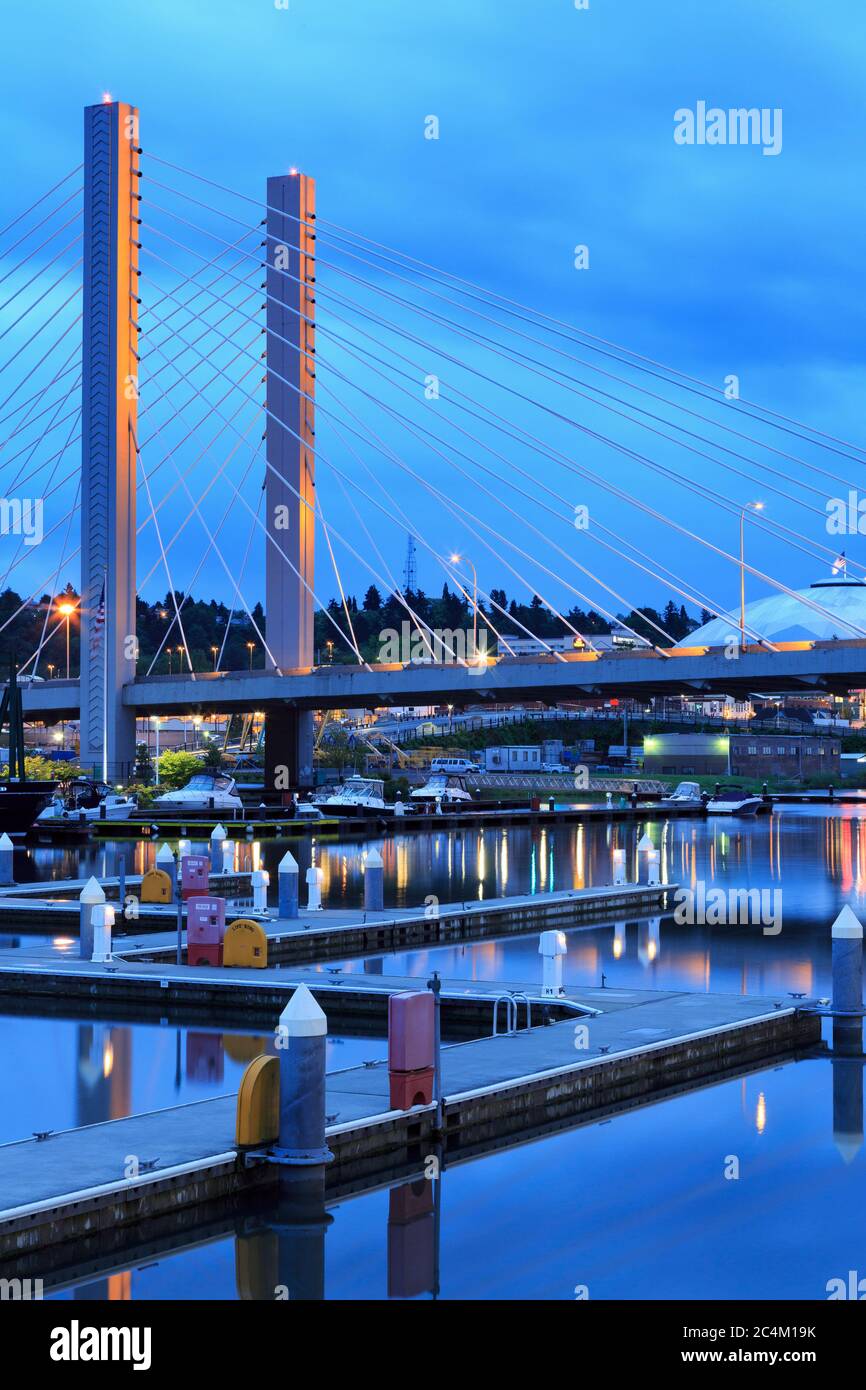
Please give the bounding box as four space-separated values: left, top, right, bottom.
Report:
832 551 848 577
90 579 105 653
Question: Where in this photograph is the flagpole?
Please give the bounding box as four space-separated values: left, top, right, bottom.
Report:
102 563 109 785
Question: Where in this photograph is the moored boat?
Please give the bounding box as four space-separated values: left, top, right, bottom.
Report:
411 772 474 809
312 776 386 816
705 785 762 815
662 781 705 807
153 772 243 815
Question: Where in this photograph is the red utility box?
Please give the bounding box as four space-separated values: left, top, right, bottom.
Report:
181 854 210 900
388 991 435 1110
187 942 223 968
187 896 226 945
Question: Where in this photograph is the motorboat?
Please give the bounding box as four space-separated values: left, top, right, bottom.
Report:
705 785 762 815
37 778 138 825
153 772 243 815
662 781 704 807
293 798 325 822
0 780 56 835
411 772 474 808
312 776 386 816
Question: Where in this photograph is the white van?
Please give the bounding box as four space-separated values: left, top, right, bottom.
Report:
430 756 479 775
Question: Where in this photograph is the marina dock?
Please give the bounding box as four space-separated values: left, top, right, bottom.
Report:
0 980 820 1266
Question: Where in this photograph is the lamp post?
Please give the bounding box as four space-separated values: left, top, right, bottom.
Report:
211 645 219 673
739 501 763 651
450 552 478 651
58 601 75 678
326 640 334 664
152 717 161 785
247 641 255 671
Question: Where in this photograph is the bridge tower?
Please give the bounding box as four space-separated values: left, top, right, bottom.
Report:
264 172 316 791
79 100 140 780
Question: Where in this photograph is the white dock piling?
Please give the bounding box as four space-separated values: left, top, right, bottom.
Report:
278 850 299 919
252 867 269 913
79 877 106 960
832 906 864 1017
306 865 323 911
210 823 226 873
364 847 384 912
156 842 177 896
0 832 14 886
276 984 331 1164
91 902 115 963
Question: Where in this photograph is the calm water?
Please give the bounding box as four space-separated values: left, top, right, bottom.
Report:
45 1039 865 1300
7 806 866 1299
0 1014 386 1145
9 804 866 997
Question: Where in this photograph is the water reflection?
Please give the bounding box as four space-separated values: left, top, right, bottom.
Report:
0 1014 387 1146
43 1025 865 1301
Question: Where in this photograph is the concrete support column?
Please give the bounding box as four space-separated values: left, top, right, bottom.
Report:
80 100 140 781
264 170 316 793
265 705 314 795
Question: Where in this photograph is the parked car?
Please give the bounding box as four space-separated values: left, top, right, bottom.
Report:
430 757 480 775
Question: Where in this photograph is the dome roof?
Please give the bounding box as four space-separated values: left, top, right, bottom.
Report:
689 576 866 645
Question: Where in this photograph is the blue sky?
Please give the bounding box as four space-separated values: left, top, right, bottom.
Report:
1 0 865 635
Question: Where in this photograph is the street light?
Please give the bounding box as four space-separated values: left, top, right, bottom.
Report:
247 641 255 671
326 640 334 664
739 501 764 650
211 645 219 672
47 664 54 680
58 601 75 678
450 552 478 651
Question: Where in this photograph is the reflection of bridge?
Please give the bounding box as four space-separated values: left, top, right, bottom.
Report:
5 99 866 788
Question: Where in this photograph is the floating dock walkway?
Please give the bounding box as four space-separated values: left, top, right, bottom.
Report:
0 880 671 963
0 979 820 1268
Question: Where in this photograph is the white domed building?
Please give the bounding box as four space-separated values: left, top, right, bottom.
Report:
688 574 866 646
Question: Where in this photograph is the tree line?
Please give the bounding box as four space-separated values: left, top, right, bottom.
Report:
0 581 704 676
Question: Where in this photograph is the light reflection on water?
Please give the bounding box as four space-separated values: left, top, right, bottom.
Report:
8 805 866 993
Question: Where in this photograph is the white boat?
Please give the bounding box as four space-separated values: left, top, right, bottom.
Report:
662 781 704 807
153 772 243 814
294 798 325 822
411 772 473 807
37 779 138 824
705 785 762 816
312 776 386 815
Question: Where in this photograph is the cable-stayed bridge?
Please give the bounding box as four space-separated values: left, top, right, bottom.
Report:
3 98 866 784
